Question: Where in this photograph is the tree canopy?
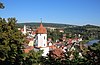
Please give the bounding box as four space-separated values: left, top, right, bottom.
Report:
0 18 43 65
0 18 24 64
0 2 5 9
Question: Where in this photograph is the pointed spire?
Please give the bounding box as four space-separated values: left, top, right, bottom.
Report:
40 18 43 27
36 18 47 34
40 18 42 24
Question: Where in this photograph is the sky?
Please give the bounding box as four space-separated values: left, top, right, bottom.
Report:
0 0 100 25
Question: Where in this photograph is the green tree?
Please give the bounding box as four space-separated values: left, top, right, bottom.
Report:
23 50 43 65
87 42 100 65
0 2 5 9
0 18 44 65
0 18 25 65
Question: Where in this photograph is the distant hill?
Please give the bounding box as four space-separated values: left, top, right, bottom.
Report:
16 22 77 28
17 23 100 30
83 24 100 28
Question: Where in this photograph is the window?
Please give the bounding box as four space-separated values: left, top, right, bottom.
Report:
44 36 45 39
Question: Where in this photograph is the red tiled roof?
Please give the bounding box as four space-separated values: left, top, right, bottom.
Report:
21 28 24 32
68 39 72 44
36 23 47 34
24 46 34 53
49 48 65 59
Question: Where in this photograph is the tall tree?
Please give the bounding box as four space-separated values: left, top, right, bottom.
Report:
0 18 25 65
0 18 43 65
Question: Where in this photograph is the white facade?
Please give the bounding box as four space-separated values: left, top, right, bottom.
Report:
36 34 47 47
78 38 82 42
40 47 49 56
48 42 52 46
23 25 26 35
28 40 34 46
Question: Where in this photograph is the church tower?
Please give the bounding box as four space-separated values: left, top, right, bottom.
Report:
35 21 47 47
23 25 26 35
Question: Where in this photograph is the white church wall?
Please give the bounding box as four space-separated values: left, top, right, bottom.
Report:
37 34 47 47
40 47 49 57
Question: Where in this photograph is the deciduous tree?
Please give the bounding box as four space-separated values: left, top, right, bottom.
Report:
0 2 4 9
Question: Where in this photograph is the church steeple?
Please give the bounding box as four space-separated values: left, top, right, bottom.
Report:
40 18 42 24
36 19 47 34
35 19 47 47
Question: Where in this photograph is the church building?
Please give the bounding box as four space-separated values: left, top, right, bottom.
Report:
35 22 47 47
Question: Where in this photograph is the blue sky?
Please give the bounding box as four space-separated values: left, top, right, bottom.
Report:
0 0 100 25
